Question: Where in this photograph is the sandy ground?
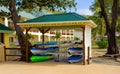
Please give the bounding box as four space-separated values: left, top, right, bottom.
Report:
0 49 120 74
92 49 120 65
0 61 120 74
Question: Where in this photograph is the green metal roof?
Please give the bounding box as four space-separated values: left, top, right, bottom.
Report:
0 23 14 33
18 13 97 28
24 13 88 23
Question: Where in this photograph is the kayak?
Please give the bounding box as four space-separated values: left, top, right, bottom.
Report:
31 46 59 55
30 55 53 62
67 55 82 63
68 47 82 54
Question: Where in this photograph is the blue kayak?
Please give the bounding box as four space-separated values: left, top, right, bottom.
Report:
68 55 82 63
68 47 82 51
31 47 59 55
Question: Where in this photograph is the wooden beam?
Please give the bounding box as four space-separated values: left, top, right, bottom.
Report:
4 46 6 61
38 28 50 44
4 48 21 50
82 27 85 65
87 46 90 64
26 27 31 32
38 28 45 44
25 27 31 62
4 46 23 61
6 55 22 56
44 28 50 33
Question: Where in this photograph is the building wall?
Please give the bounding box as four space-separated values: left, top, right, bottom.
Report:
74 30 83 41
4 33 16 47
27 29 74 44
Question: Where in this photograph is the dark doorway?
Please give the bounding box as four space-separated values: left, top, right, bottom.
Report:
0 33 4 43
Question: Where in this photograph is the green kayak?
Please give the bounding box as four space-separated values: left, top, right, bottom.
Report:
30 55 53 62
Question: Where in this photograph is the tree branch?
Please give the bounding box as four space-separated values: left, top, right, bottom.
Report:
25 0 30 8
38 28 44 34
44 28 50 33
26 27 31 33
33 0 51 6
38 28 50 34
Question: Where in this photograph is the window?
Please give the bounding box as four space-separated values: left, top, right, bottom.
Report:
9 37 14 42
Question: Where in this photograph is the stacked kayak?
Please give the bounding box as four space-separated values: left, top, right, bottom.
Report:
31 42 58 55
68 47 83 63
35 41 57 46
68 55 82 63
30 42 58 62
31 46 59 55
68 47 82 54
30 54 53 62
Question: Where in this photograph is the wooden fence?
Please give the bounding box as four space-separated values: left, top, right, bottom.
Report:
4 46 23 61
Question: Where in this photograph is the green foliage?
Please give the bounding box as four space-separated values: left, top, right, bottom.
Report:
116 17 120 32
89 0 114 39
96 40 108 48
27 33 34 40
90 0 114 16
89 15 106 40
0 10 11 18
74 37 80 41
90 0 120 45
117 39 120 44
0 0 76 16
90 0 120 33
53 33 61 40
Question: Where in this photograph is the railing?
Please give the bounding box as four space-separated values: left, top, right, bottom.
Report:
4 46 23 61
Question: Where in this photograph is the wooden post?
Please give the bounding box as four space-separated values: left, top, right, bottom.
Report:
87 46 90 64
82 27 85 65
26 27 31 62
38 28 50 44
4 46 6 61
25 27 31 62
26 28 29 62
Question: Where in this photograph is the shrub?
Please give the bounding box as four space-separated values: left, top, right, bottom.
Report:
117 39 120 44
96 40 108 48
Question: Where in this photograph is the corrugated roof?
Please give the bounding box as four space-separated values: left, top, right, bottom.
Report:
24 13 88 23
0 23 14 33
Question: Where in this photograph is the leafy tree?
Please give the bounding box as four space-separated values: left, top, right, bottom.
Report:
74 37 80 41
53 33 61 40
27 33 34 40
0 10 9 18
89 15 106 41
91 0 119 54
0 0 76 61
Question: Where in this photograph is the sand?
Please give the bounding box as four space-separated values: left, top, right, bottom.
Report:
0 61 120 74
0 48 120 74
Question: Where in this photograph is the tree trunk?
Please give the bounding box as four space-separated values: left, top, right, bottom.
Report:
107 0 119 54
99 0 119 54
9 0 32 61
107 29 118 54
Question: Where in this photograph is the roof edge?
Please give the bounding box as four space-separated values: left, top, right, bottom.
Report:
18 20 97 28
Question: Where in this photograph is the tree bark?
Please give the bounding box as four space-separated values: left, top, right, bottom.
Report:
99 0 119 54
107 0 119 54
9 0 32 61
